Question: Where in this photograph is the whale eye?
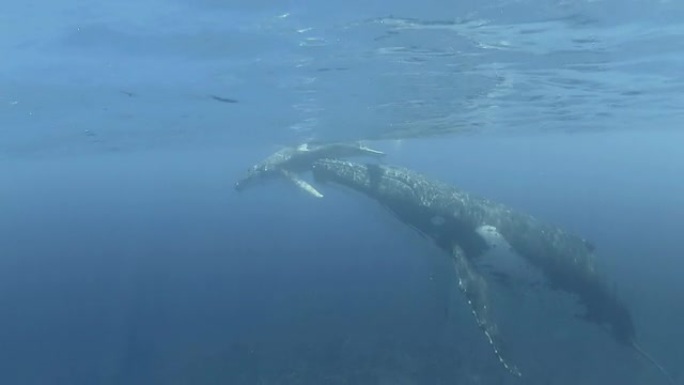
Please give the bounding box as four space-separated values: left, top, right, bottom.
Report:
431 216 445 226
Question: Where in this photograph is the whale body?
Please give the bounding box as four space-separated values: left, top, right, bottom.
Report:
310 159 672 381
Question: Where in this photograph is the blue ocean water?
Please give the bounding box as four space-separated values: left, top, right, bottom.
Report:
1 0 683 384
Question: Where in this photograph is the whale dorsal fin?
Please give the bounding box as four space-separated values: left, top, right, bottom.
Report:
280 169 323 198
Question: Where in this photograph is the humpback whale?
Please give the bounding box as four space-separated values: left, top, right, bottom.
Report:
234 142 385 197
307 158 674 382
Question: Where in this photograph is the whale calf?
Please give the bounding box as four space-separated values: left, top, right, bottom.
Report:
234 142 385 197
308 158 674 382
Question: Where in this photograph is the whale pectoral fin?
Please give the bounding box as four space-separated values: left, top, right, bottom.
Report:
358 143 386 157
280 170 324 198
630 341 676 384
451 245 521 377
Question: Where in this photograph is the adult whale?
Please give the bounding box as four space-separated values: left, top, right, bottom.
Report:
309 158 674 382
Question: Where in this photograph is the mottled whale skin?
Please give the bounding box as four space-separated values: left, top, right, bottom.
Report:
234 142 385 196
310 159 672 381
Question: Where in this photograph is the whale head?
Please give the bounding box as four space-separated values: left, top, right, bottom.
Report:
235 142 385 193
235 164 276 192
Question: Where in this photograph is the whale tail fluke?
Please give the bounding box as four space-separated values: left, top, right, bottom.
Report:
631 340 676 384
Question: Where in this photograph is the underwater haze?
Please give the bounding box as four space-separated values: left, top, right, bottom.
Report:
1 0 683 384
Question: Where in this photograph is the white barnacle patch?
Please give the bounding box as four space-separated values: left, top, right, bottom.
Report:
476 225 507 249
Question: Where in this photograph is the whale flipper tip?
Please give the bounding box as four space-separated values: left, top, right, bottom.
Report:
631 341 676 384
